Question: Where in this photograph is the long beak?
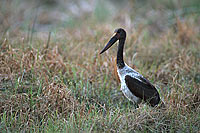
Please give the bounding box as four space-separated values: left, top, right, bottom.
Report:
100 34 118 54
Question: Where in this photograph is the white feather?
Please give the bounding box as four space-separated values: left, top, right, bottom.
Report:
117 64 143 104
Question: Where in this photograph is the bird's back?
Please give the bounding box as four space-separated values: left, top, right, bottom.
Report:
117 64 160 107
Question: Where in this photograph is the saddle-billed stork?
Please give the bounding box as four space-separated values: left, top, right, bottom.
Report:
100 28 161 107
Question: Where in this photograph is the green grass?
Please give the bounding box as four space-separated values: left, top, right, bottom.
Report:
0 0 200 132
0 23 199 132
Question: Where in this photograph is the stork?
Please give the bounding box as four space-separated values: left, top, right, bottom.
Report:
100 28 161 107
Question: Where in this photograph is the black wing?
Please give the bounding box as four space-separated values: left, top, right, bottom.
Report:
125 75 160 107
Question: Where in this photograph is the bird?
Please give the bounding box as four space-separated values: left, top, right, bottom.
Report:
100 28 161 107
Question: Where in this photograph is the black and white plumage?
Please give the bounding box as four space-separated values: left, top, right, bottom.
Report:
100 28 160 107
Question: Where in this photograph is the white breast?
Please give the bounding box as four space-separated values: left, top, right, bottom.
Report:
117 64 142 104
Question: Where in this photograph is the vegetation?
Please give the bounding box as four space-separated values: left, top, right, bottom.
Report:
0 0 200 132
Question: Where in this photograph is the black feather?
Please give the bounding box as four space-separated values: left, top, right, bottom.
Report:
125 75 160 107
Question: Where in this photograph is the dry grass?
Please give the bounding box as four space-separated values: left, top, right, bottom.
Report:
0 0 200 132
0 22 199 132
0 40 80 131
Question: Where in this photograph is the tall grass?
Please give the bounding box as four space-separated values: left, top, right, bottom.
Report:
0 21 199 132
0 0 200 132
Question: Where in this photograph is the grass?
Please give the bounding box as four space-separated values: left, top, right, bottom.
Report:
0 22 199 132
0 0 200 132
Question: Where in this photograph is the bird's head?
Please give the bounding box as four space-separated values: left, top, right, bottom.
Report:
100 28 126 54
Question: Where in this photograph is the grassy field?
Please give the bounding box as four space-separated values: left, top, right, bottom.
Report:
0 0 200 132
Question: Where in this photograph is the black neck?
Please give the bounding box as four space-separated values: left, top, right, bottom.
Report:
117 39 125 69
